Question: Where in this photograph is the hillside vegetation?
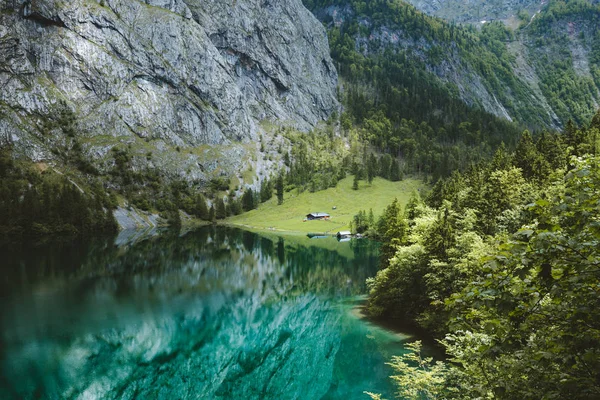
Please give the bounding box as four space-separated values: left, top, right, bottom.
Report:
365 109 600 399
303 0 600 179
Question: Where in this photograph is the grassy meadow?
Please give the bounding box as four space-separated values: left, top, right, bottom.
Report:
227 176 425 234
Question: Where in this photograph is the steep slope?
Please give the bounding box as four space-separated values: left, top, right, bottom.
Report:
517 0 600 125
404 0 542 24
0 0 338 180
304 0 600 129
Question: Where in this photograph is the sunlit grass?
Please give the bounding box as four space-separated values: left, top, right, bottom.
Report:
228 176 425 234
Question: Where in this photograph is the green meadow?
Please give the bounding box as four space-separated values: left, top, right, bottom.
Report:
227 176 425 234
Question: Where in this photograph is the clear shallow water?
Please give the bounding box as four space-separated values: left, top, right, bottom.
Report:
0 227 411 400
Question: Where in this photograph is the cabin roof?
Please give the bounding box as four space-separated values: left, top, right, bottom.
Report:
307 212 330 217
337 231 351 236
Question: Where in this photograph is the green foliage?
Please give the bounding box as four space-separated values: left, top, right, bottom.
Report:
284 128 349 192
351 208 375 234
192 193 209 220
215 197 227 220
303 0 536 180
352 173 359 190
374 198 408 268
0 145 117 240
525 0 600 126
444 153 600 399
242 188 256 212
366 341 452 400
276 173 285 205
304 0 600 182
209 177 231 192
369 111 600 398
259 179 273 203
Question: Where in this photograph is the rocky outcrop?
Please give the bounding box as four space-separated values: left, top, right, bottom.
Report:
404 0 541 23
0 0 337 179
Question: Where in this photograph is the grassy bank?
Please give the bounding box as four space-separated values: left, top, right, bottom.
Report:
227 176 425 234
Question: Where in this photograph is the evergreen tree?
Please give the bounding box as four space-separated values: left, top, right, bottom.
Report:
514 130 539 179
390 159 402 181
404 190 424 223
242 188 255 211
368 208 375 228
194 193 209 220
215 197 226 220
379 154 392 180
590 108 600 130
490 142 512 171
376 198 408 268
424 207 455 262
260 179 272 203
367 153 377 184
276 173 284 205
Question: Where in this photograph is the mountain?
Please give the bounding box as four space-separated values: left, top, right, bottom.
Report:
304 0 600 129
0 0 338 181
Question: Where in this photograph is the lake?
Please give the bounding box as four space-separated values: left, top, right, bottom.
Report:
0 227 412 399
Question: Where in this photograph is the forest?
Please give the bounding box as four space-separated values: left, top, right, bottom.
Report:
303 0 600 179
0 145 117 240
361 111 599 399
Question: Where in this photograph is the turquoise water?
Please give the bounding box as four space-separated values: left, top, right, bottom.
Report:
0 227 411 399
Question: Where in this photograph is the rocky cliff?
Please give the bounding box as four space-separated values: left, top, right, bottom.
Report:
404 0 542 24
0 0 338 180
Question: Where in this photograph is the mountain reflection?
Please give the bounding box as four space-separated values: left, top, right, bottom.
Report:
0 227 398 400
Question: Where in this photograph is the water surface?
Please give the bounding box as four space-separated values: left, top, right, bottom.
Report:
0 227 410 399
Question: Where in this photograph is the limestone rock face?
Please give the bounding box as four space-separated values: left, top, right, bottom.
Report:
404 0 541 23
0 0 337 177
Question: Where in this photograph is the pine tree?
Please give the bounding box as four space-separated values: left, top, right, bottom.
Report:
424 207 455 262
276 173 284 205
490 142 512 171
390 159 402 181
404 190 424 223
242 188 255 211
260 179 272 203
590 108 600 130
536 131 566 170
215 197 226 219
514 130 539 179
376 198 408 268
194 193 209 220
352 173 359 190
379 154 392 179
367 153 377 184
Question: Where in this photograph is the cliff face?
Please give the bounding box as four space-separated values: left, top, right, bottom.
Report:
404 0 541 23
0 0 337 178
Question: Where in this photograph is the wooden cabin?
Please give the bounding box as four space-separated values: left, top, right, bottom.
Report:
306 212 330 221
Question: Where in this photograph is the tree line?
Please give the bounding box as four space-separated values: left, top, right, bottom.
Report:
364 110 600 399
